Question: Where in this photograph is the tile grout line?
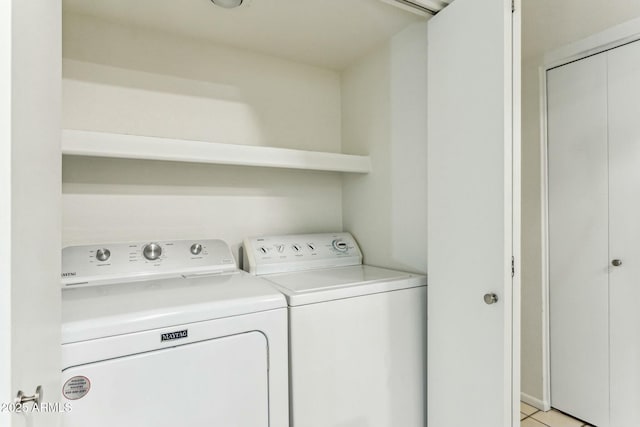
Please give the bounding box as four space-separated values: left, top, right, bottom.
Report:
521 402 594 427
521 409 552 427
520 408 538 420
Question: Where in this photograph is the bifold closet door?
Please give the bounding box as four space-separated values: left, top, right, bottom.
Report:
548 53 610 427
608 40 640 427
427 0 516 425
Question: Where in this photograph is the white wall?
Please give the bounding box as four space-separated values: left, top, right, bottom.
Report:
62 13 344 259
521 0 640 405
342 22 428 274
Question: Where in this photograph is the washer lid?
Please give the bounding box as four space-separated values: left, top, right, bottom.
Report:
62 271 285 344
264 265 427 306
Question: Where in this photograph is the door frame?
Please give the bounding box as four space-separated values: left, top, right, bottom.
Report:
513 0 522 424
539 15 640 412
0 3 11 423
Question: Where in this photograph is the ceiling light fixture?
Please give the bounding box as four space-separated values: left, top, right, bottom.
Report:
210 0 244 8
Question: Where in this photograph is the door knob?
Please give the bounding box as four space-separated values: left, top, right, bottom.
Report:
15 385 42 406
612 259 623 267
484 293 498 305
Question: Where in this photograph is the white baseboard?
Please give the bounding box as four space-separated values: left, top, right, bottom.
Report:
521 392 550 412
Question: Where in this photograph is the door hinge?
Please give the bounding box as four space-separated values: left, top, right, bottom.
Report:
511 0 515 13
511 256 515 278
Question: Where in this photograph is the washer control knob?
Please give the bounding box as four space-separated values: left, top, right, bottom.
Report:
292 244 302 252
190 243 203 255
276 245 285 253
143 243 162 261
332 239 348 252
96 248 111 262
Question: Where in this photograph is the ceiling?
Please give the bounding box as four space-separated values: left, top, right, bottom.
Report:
63 0 427 70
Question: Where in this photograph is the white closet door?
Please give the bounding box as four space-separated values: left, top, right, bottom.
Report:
1 1 61 426
547 54 610 427
607 40 640 427
427 0 515 425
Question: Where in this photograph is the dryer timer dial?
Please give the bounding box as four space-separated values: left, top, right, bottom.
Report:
143 243 163 261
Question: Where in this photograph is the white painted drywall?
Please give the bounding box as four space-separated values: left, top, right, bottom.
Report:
62 13 341 151
62 13 344 260
521 0 640 404
341 22 428 274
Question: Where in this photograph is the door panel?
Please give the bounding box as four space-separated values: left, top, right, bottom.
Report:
1 1 62 426
608 40 640 427
426 0 514 425
547 54 609 427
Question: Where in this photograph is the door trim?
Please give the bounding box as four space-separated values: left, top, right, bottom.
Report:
0 1 11 421
540 14 640 413
512 0 522 424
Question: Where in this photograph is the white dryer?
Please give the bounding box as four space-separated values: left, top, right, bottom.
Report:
60 239 288 427
243 232 427 427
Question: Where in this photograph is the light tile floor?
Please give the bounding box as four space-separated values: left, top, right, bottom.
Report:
520 402 595 427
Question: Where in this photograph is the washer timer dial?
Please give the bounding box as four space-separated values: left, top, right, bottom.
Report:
143 243 163 261
332 239 349 252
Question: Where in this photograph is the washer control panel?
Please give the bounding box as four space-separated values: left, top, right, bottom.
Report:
243 232 362 275
61 239 236 287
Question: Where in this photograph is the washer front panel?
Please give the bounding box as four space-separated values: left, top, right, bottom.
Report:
288 286 427 427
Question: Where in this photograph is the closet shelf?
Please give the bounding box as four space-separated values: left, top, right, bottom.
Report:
61 130 371 174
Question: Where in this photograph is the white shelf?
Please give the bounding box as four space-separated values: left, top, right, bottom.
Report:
61 129 371 174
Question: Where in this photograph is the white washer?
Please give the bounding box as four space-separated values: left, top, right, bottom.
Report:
61 239 288 427
243 232 427 427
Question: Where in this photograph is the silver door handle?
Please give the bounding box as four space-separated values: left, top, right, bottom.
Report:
484 293 498 305
612 259 622 267
15 385 42 406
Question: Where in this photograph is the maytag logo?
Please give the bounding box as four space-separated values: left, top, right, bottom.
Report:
61 272 77 278
161 329 188 342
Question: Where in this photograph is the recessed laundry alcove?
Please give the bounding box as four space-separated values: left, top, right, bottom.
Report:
61 0 429 274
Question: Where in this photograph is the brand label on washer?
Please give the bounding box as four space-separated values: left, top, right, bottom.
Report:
63 376 90 400
161 329 188 342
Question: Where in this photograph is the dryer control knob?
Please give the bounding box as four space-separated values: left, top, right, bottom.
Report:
96 248 111 262
190 243 203 255
143 243 162 261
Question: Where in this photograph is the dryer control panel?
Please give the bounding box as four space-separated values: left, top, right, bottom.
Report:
61 239 237 287
243 232 362 275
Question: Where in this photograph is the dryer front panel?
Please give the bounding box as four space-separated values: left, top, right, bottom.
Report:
61 331 268 427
